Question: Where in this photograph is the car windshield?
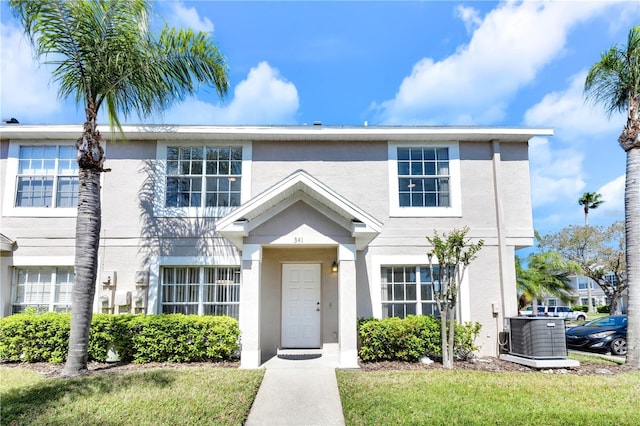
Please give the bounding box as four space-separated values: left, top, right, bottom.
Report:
583 316 627 327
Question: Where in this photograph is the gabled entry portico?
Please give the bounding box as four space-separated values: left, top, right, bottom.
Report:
216 170 381 369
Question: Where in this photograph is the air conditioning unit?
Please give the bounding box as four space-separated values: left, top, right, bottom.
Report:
508 317 567 359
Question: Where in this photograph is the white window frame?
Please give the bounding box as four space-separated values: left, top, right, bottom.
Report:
154 141 252 217
380 265 440 318
11 265 74 314
146 254 242 315
388 141 461 217
371 255 470 322
3 141 81 217
159 265 241 318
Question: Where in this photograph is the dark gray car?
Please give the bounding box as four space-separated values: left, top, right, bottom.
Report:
565 315 627 356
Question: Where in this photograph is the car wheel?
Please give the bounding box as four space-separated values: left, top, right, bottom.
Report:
577 314 586 321
610 338 627 356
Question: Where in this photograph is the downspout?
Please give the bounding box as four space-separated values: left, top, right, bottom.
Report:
491 140 511 355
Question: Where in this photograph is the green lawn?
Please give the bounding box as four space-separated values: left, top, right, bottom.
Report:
337 367 640 426
0 366 263 426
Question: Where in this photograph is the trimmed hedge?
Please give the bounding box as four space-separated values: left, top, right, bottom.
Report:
358 315 482 362
0 312 240 364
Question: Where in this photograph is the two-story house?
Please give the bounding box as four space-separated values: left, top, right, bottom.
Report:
0 124 552 368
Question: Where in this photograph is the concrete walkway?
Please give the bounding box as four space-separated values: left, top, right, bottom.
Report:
244 345 346 426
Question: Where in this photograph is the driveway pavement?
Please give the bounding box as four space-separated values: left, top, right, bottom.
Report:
244 344 346 426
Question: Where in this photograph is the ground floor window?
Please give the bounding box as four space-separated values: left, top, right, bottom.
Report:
161 266 240 319
381 266 439 318
12 267 73 314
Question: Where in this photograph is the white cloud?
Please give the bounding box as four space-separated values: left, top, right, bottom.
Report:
376 1 613 125
153 62 299 125
528 137 585 208
598 175 625 218
165 2 214 33
0 22 61 122
456 5 482 35
524 71 622 139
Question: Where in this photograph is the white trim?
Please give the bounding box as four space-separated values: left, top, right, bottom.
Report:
3 141 79 217
370 254 470 320
10 256 75 266
155 254 241 266
146 254 242 314
1 124 554 142
388 141 462 217
9 263 75 313
153 141 252 218
216 170 382 250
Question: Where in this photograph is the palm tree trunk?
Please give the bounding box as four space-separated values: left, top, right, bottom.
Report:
62 167 102 377
625 146 640 367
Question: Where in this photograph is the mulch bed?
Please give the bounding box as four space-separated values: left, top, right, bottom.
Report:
358 356 638 375
2 356 637 378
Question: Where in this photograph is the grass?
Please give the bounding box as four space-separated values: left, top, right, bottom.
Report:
337 366 640 426
568 351 627 365
0 366 264 426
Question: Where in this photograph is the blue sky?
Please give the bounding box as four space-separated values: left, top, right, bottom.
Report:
1 1 637 238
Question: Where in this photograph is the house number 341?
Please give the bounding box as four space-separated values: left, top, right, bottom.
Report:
294 237 303 244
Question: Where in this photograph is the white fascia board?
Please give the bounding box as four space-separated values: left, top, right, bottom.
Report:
1 124 554 143
216 170 382 248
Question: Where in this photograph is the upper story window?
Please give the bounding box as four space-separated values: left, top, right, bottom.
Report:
16 145 78 208
388 142 461 217
166 146 242 208
397 147 449 208
577 277 595 290
156 142 251 217
604 273 617 287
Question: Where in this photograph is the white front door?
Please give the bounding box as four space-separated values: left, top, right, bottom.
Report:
281 263 321 348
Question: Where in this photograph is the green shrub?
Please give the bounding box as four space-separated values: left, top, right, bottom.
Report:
129 314 239 363
0 312 70 363
358 315 481 363
88 314 136 362
597 305 611 314
1 312 240 364
572 305 588 313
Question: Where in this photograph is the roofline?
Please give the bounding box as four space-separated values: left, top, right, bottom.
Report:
0 124 553 142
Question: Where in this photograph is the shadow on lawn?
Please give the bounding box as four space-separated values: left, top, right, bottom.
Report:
1 369 177 424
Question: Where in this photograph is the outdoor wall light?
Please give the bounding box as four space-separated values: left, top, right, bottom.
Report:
331 261 339 273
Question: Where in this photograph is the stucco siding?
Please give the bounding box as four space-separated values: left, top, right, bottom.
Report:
1 125 544 364
251 140 389 220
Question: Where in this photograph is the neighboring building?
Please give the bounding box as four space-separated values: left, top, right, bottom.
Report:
0 124 551 368
560 274 628 313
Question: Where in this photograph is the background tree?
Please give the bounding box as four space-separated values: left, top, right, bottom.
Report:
540 222 627 315
585 24 639 367
427 227 483 369
515 252 579 311
578 192 605 313
9 0 229 377
578 192 604 227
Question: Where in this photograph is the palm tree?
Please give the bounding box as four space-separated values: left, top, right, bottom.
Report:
515 252 579 312
578 192 604 313
578 192 604 227
9 0 229 377
585 24 640 367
